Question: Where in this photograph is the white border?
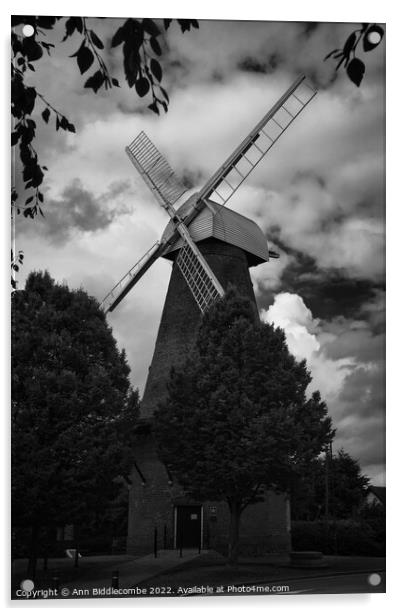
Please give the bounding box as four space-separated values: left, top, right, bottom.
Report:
2 2 397 613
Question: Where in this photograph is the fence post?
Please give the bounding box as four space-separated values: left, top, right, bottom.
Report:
154 527 158 558
112 570 119 589
51 570 60 591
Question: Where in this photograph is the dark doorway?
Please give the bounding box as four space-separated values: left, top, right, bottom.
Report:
176 506 202 549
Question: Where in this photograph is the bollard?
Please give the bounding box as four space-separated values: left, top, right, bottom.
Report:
52 570 60 591
153 527 158 558
112 570 119 589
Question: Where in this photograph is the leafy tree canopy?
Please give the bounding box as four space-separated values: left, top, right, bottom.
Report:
11 271 139 544
291 449 370 521
11 15 199 220
154 287 334 562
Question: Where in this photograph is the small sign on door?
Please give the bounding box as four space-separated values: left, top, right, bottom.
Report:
190 513 198 520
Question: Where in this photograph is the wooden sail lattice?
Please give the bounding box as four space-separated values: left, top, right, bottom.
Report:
126 132 187 207
198 75 316 207
176 243 223 313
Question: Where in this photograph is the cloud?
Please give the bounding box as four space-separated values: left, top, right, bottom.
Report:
261 292 354 402
268 254 383 322
163 21 385 90
18 179 133 244
251 245 294 293
320 315 385 365
261 292 385 483
21 22 384 289
234 171 384 283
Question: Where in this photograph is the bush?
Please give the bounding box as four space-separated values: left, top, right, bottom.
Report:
12 525 116 558
291 519 385 556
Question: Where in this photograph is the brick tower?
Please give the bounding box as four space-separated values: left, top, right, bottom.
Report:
126 207 291 557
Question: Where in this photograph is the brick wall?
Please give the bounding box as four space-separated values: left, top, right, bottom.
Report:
141 239 257 418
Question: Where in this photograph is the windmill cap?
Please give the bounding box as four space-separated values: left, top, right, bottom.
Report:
162 196 271 267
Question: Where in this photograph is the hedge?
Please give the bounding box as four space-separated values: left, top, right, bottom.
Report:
291 519 385 556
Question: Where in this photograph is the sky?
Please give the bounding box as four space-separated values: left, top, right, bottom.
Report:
13 17 385 486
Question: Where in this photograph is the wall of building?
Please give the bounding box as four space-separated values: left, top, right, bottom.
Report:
127 435 175 556
140 239 258 418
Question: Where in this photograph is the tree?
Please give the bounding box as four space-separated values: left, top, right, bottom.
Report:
11 271 139 576
154 287 334 564
291 449 370 521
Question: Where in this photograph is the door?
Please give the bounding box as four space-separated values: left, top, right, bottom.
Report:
176 505 202 549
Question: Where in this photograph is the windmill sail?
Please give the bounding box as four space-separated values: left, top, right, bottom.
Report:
104 137 225 313
101 223 224 315
176 244 223 312
124 131 225 313
100 241 164 313
126 132 187 207
197 74 316 206
173 221 224 312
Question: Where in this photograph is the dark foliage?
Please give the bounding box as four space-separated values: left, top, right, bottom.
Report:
155 287 334 563
11 271 139 569
291 449 370 521
11 16 198 217
325 23 384 87
291 518 385 556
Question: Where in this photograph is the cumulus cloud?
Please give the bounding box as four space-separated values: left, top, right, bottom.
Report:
235 171 384 282
261 292 354 402
251 245 294 293
261 292 385 482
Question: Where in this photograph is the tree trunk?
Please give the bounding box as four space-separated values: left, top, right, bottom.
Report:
27 524 39 579
227 501 241 566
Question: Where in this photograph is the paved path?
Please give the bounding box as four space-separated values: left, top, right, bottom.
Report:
12 552 386 600
60 549 205 594
254 571 386 594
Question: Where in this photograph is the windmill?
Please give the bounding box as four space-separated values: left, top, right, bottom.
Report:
100 74 316 316
101 75 317 555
